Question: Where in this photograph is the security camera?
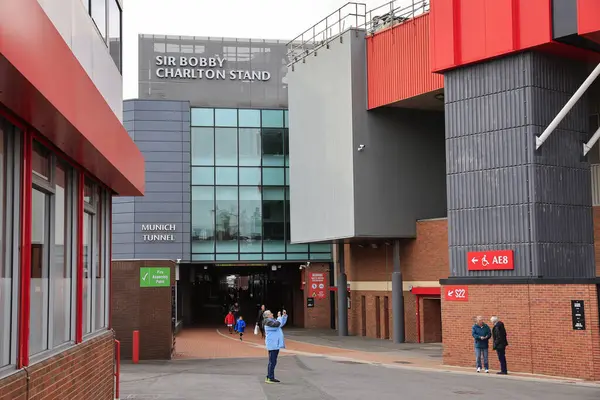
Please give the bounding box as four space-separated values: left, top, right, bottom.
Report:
176 258 181 264
357 144 365 152
306 262 311 267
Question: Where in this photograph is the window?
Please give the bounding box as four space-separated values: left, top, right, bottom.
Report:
108 0 122 71
91 0 107 39
239 128 261 166
215 187 238 253
191 128 214 166
30 143 77 356
191 187 215 254
262 129 284 166
94 187 106 330
215 128 237 166
239 187 262 253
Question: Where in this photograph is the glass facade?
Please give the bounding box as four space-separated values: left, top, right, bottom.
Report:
191 108 332 262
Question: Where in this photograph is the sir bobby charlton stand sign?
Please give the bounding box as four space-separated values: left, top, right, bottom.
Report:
155 55 272 81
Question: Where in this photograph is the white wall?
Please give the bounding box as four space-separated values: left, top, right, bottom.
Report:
37 0 123 121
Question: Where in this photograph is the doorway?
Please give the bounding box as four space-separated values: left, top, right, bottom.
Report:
421 298 442 343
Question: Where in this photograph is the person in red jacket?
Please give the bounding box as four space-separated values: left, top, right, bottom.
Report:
225 311 235 334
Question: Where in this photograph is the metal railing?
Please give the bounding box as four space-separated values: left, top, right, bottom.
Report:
287 0 430 67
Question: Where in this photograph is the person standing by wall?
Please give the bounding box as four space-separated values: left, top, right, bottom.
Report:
256 304 266 339
263 310 288 383
472 316 491 373
490 316 509 375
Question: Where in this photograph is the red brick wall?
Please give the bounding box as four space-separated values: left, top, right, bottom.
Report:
112 259 176 360
0 331 114 399
442 284 600 381
303 263 331 329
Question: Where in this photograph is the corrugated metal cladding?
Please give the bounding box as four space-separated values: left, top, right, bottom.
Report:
366 13 443 110
445 51 595 279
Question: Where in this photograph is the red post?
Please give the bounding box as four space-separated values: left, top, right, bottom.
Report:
114 339 121 399
132 330 139 364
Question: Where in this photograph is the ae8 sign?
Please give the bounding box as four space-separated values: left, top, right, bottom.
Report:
467 250 514 271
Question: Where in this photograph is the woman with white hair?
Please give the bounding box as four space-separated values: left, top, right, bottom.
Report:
263 309 288 383
490 316 508 375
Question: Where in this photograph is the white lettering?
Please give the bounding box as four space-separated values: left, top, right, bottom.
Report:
180 56 188 66
216 70 226 80
174 69 183 78
189 57 198 67
216 57 225 68
156 68 165 78
167 56 176 66
229 70 237 80
243 70 252 80
199 58 208 67
205 69 215 79
208 58 217 67
262 71 271 81
156 55 165 66
154 55 271 82
183 69 192 78
251 71 261 81
164 68 174 78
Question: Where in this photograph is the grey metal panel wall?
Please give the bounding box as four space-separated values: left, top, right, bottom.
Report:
445 52 594 279
138 35 289 109
112 99 191 261
287 30 356 243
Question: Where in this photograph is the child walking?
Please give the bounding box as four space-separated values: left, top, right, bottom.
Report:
225 311 235 334
235 316 246 341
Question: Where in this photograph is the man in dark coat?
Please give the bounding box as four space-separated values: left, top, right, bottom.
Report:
256 304 266 339
491 316 508 375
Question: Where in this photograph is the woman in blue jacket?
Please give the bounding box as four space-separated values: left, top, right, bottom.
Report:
263 309 288 383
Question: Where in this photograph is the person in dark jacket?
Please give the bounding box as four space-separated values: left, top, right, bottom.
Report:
490 316 508 374
472 316 491 373
256 304 266 339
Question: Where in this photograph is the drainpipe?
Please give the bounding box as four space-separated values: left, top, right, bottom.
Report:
337 242 348 336
392 240 405 343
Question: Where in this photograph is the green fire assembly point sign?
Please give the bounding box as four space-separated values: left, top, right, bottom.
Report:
140 267 171 287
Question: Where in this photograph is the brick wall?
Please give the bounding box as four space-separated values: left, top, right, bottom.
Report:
442 284 600 381
303 263 331 329
0 331 114 399
112 259 176 360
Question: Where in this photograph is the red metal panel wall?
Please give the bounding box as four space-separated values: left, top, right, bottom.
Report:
0 0 144 196
578 0 600 43
430 0 553 72
367 13 444 110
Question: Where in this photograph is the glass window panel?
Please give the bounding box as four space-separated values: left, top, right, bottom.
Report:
192 167 214 185
192 254 215 261
262 188 285 253
239 187 262 253
310 253 333 260
263 254 286 261
216 167 238 185
30 188 49 355
284 110 289 128
32 142 51 181
287 253 308 261
191 128 214 166
285 168 290 185
52 165 71 346
216 254 239 261
287 243 308 252
215 128 238 166
310 243 332 252
241 254 263 261
191 108 214 126
91 0 107 39
83 212 92 334
216 187 238 253
215 109 238 127
108 0 122 71
192 187 215 253
262 129 284 166
239 168 261 186
239 128 261 166
261 110 284 128
284 129 289 167
0 127 8 366
239 109 261 127
94 189 105 330
263 168 285 186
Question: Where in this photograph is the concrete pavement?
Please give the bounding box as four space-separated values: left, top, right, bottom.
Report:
120 355 600 400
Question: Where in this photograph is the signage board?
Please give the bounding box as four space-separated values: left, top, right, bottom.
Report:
571 300 586 330
307 298 315 308
467 250 514 271
444 285 469 302
141 224 177 242
308 272 327 300
155 55 271 81
140 267 171 287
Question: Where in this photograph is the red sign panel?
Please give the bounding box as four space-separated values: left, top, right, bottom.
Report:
308 272 327 300
467 250 514 271
444 286 469 302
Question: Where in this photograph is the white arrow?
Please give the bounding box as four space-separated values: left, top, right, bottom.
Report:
471 257 479 264
448 290 454 297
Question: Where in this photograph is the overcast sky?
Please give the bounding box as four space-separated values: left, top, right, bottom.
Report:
123 0 412 99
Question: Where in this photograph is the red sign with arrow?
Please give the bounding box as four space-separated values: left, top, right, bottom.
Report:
467 250 514 271
444 286 469 302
